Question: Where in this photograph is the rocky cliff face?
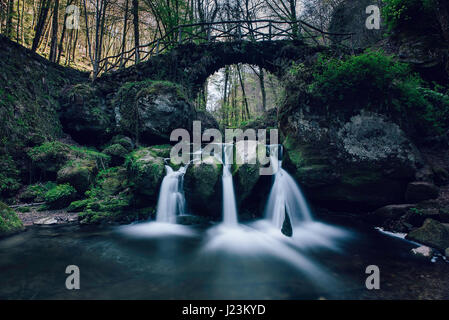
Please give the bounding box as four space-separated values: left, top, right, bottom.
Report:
280 108 423 211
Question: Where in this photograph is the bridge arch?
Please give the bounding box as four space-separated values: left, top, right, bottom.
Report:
97 40 330 98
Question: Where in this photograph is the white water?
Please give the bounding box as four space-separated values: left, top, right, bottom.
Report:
155 165 188 223
265 145 313 230
222 143 238 226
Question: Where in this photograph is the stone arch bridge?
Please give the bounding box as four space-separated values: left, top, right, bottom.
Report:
95 20 353 97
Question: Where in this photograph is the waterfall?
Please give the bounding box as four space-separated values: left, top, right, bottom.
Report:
265 145 313 230
222 143 238 226
155 165 187 223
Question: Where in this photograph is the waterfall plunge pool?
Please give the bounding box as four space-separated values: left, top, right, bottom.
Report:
1 216 449 300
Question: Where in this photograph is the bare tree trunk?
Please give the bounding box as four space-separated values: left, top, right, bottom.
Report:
57 0 74 63
258 67 266 112
5 0 14 38
120 0 129 67
236 64 250 120
132 0 140 64
32 0 50 52
435 0 449 42
16 0 19 42
222 66 229 126
49 0 60 62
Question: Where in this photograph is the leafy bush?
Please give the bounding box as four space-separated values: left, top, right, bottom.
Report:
382 0 437 32
19 182 57 203
0 154 21 197
0 202 24 236
44 183 77 209
306 51 449 135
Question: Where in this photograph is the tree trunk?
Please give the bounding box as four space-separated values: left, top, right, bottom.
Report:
258 66 266 112
32 0 50 52
120 0 129 67
49 0 60 62
435 0 449 42
5 0 14 38
132 0 140 64
236 64 250 120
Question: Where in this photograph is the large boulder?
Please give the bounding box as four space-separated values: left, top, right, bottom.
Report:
115 81 195 144
0 202 24 237
126 147 166 204
405 182 439 203
59 84 114 145
281 112 423 211
233 140 272 219
57 159 97 193
328 0 384 49
184 156 222 218
406 218 449 251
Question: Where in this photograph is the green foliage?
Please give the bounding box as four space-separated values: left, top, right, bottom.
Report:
19 182 56 202
304 51 449 135
44 183 77 209
381 0 436 32
0 153 21 197
409 207 423 215
0 201 24 236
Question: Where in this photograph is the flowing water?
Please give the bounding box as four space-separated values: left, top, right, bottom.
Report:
221 143 238 226
2 142 448 299
155 165 187 223
265 144 312 230
1 219 448 299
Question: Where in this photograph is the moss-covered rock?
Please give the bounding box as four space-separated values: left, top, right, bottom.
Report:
73 167 136 224
114 80 194 144
281 112 423 211
110 135 134 151
0 201 24 237
57 159 97 193
102 143 128 166
78 192 133 224
184 156 222 218
126 148 165 203
59 83 114 145
406 218 449 251
28 141 72 178
28 141 110 181
44 183 77 209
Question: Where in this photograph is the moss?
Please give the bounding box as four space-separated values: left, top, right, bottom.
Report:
102 144 128 166
44 183 77 209
0 201 24 237
28 141 110 180
341 170 384 187
18 182 56 202
78 193 133 224
125 148 165 198
67 199 91 212
0 153 21 197
16 207 31 213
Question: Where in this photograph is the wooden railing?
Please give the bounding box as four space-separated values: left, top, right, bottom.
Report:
98 19 354 75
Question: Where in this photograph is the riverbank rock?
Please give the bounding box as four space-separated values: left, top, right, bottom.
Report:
370 204 416 223
184 156 222 218
126 147 166 204
233 141 272 218
406 218 449 251
411 245 434 258
405 182 439 203
59 84 114 145
281 112 423 212
0 202 24 237
102 143 128 166
57 159 97 193
115 81 195 144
